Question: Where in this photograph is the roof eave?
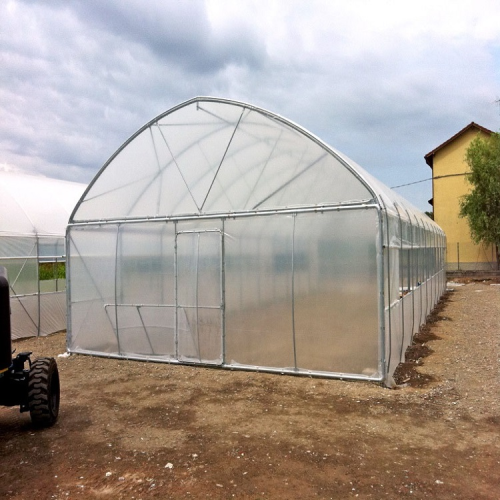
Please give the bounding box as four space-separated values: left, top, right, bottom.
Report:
424 122 494 169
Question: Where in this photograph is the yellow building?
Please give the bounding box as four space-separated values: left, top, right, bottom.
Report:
425 122 496 271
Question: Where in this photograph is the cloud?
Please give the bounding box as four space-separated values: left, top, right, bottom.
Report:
33 0 267 73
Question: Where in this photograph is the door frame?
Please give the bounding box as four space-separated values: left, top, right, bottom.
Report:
174 225 224 364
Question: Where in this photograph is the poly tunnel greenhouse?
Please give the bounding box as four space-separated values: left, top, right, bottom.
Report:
0 172 86 339
67 97 446 386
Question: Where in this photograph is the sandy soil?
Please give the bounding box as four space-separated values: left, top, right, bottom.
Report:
0 279 499 499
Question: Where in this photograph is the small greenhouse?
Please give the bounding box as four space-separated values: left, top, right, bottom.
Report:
67 97 446 386
0 172 86 339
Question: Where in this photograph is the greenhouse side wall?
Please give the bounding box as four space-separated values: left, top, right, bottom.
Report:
67 206 384 380
383 207 446 381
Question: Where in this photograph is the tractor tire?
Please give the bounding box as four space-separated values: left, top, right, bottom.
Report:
28 357 60 427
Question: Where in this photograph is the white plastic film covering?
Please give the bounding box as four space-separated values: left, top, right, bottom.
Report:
1 256 38 295
402 293 415 355
388 301 403 376
68 219 227 363
69 209 381 377
39 292 66 335
176 220 223 364
10 295 38 339
114 222 176 358
293 210 379 375
73 99 374 221
68 225 119 353
224 215 295 368
383 207 446 381
0 172 86 338
0 172 85 237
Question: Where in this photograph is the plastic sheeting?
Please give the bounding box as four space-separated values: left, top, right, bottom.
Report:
67 97 446 386
73 100 374 222
0 172 86 339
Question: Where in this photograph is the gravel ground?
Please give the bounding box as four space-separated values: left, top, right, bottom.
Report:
0 278 499 499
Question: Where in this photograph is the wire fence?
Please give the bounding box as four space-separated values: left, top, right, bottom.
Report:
446 241 498 271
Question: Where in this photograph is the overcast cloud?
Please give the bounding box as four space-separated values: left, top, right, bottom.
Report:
1 0 500 211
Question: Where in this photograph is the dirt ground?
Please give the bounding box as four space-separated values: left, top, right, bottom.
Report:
1 279 499 499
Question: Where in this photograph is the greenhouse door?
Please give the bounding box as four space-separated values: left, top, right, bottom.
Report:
176 229 223 364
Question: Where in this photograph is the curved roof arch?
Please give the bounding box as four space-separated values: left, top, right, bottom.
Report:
71 97 436 231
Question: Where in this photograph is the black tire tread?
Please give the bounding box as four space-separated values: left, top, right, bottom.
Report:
28 357 60 427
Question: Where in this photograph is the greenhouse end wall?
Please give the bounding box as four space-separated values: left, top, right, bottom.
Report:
68 206 384 379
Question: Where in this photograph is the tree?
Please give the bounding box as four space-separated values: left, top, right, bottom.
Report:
459 132 500 269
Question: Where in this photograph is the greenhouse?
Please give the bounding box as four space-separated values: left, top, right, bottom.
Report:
0 172 86 339
67 97 446 386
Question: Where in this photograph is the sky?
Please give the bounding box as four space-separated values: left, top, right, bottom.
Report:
1 0 500 212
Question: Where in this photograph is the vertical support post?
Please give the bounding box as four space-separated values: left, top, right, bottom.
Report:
414 217 422 328
65 228 72 352
457 242 460 271
291 213 297 372
221 219 226 365
195 233 200 359
36 235 41 337
423 220 429 322
114 224 122 355
377 200 390 382
174 221 179 360
431 226 436 307
394 203 405 363
406 210 415 338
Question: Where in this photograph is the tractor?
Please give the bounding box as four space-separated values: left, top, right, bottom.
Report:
0 266 60 427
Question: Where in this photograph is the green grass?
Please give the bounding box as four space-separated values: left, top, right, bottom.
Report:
39 262 66 281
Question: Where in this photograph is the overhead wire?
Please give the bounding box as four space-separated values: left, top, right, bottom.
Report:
390 172 467 189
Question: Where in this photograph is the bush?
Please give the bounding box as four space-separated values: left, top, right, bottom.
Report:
39 262 65 281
